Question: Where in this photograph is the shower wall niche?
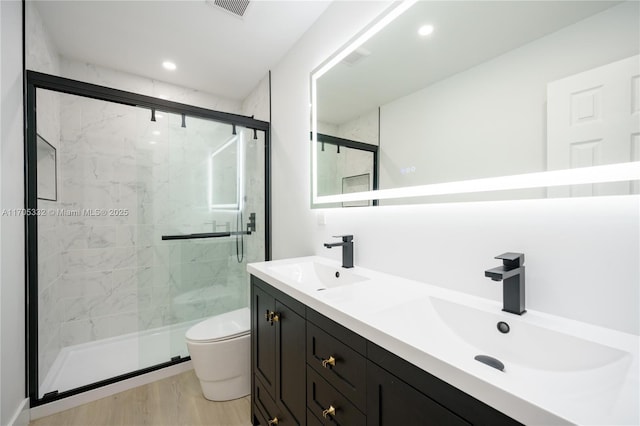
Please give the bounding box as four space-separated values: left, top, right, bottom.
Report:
28 74 269 403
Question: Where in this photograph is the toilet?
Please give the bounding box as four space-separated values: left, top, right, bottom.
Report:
185 307 251 401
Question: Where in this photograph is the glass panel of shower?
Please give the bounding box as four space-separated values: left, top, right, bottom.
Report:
31 81 267 401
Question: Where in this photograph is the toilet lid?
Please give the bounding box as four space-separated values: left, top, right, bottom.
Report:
185 307 250 343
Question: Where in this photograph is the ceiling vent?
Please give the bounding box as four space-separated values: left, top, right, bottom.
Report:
341 48 371 66
207 0 251 18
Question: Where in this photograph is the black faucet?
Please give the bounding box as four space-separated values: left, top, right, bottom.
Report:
324 235 354 268
484 253 526 315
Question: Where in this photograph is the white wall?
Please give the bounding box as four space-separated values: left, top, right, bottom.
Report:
271 2 640 335
271 1 392 259
0 0 27 424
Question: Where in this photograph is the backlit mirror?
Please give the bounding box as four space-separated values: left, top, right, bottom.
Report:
312 1 640 206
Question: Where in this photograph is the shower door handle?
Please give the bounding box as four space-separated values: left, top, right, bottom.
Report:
161 231 251 241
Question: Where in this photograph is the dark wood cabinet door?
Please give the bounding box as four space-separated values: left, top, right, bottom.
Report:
307 409 324 426
253 285 276 397
367 361 470 426
275 300 306 425
254 375 296 426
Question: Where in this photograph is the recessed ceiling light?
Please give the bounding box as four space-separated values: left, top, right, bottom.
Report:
418 25 434 37
149 141 157 145
156 114 164 119
162 61 176 71
152 130 161 136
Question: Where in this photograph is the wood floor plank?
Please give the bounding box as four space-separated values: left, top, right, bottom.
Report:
30 371 251 426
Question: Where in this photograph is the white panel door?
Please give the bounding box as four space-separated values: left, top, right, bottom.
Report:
547 55 640 197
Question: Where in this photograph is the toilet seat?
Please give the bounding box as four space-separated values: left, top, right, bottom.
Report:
186 307 250 344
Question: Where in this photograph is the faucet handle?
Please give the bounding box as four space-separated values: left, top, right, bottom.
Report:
332 235 353 242
495 252 524 268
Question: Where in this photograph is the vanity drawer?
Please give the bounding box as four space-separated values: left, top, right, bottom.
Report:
306 308 366 354
307 366 366 426
254 375 296 425
307 321 367 410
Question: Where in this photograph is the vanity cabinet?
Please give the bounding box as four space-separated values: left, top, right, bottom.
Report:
366 360 469 426
251 276 521 426
251 276 307 425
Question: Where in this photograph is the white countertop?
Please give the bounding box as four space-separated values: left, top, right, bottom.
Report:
248 256 639 426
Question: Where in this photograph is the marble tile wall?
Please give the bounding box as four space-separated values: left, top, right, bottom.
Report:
25 2 60 76
336 108 379 146
241 74 270 122
50 97 269 355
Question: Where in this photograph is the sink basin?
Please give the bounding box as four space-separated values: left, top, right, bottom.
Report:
429 296 630 372
267 261 369 291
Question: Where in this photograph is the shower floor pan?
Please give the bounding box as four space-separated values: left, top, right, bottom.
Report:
39 319 200 398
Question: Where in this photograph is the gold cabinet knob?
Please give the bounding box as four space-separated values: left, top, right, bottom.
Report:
264 310 280 325
322 405 336 419
267 417 279 425
321 355 336 368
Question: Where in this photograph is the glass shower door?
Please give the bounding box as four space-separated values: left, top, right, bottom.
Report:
136 111 266 365
31 80 268 401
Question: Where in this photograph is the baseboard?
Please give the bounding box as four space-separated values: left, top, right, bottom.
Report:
6 398 30 426
30 361 193 420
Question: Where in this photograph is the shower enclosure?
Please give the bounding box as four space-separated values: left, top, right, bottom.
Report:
26 71 270 405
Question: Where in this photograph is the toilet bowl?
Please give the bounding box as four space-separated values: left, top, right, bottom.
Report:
185 307 250 401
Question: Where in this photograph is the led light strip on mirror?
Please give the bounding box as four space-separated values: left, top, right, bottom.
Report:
315 161 640 204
